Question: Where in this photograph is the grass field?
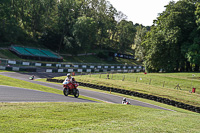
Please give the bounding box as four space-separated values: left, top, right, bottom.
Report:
0 73 200 132
54 72 200 107
0 102 200 133
61 55 140 65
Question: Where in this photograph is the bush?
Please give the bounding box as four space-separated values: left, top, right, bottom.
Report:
97 52 108 59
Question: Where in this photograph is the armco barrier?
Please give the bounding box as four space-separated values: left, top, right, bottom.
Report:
0 58 145 73
46 78 200 113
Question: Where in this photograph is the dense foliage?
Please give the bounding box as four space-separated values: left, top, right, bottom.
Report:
1 0 200 72
135 0 200 72
0 0 139 54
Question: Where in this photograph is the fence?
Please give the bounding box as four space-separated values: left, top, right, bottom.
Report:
0 58 145 73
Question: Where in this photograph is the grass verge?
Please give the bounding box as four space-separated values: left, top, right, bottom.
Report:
0 102 199 133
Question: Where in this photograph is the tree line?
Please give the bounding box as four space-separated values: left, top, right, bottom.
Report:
135 0 200 72
1 0 199 72
0 0 143 55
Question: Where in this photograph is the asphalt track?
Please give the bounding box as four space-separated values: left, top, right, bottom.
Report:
0 72 174 111
0 85 94 103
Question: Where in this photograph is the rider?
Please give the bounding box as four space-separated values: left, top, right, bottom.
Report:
64 73 76 85
122 97 127 104
29 75 35 80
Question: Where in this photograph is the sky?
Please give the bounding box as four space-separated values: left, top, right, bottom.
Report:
107 0 179 26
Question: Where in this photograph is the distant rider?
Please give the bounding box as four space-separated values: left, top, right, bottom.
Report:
122 97 128 104
29 75 35 80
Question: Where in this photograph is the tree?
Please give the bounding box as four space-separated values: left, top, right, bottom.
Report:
134 25 148 61
144 0 197 72
116 20 136 53
73 16 97 53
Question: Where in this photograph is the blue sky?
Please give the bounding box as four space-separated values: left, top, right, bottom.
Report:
107 0 179 26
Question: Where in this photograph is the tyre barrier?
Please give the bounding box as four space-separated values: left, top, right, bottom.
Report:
46 78 200 113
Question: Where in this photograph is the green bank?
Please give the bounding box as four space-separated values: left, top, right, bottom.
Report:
0 102 199 133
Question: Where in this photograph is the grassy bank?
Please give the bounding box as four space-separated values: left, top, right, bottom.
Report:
0 49 21 60
53 73 200 107
0 102 199 133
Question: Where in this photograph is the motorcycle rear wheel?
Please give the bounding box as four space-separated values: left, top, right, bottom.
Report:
63 88 69 96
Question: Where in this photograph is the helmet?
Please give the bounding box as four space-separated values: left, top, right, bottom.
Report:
67 73 71 78
123 98 126 101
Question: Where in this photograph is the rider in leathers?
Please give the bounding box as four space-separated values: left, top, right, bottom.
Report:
64 73 76 86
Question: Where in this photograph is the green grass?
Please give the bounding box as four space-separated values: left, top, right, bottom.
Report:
0 72 200 132
0 49 21 60
53 73 200 107
0 102 199 133
0 70 10 72
53 54 140 65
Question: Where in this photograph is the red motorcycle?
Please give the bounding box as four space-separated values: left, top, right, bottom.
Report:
63 81 79 98
122 101 131 105
123 101 131 105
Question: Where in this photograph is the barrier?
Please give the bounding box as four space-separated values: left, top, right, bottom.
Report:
46 69 53 72
0 58 145 73
12 67 19 71
0 66 6 70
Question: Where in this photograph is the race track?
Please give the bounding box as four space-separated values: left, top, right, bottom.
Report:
0 72 174 111
0 85 94 103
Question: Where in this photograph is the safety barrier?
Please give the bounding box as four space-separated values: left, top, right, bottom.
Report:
0 65 36 72
0 58 145 73
46 78 200 114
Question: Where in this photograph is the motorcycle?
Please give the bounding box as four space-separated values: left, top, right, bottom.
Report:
122 101 131 105
63 81 79 98
29 75 34 80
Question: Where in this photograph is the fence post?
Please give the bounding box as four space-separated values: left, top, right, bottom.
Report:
122 75 125 81
107 73 109 79
163 81 165 87
149 79 151 85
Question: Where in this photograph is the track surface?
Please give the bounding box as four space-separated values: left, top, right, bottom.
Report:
0 85 93 103
0 72 173 111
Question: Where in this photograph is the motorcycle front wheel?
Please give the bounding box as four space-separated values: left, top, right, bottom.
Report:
74 89 79 98
63 88 69 96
